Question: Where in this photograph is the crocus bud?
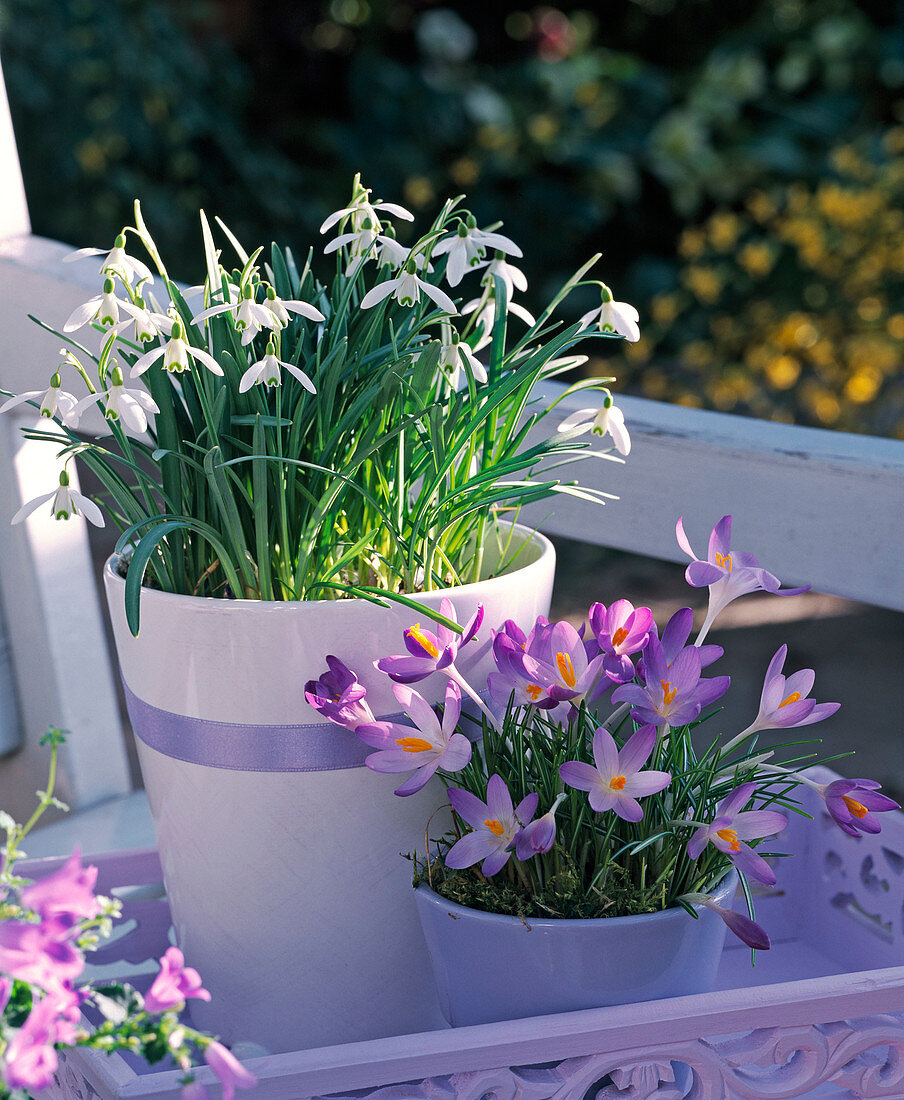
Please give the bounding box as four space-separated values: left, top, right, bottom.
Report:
515 793 565 859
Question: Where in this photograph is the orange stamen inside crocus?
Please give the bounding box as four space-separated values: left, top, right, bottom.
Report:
609 775 627 790
611 627 628 647
660 680 677 705
842 796 868 819
395 737 433 753
715 552 732 572
779 691 801 708
484 819 505 836
716 828 741 851
526 683 544 701
556 652 576 688
407 624 440 658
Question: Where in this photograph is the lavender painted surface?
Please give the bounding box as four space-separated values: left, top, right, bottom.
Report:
415 872 737 1027
27 770 904 1100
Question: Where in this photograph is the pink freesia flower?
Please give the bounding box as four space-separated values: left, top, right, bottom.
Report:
2 991 79 1093
741 645 840 736
304 655 375 730
20 849 100 928
203 1040 257 1100
144 947 211 1014
611 634 729 728
686 782 787 886
676 515 810 643
0 920 84 992
356 680 471 796
446 775 539 876
818 778 900 838
181 1081 212 1100
559 725 670 821
375 599 483 684
588 599 654 684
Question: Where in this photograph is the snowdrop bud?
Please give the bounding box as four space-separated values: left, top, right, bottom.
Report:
600 283 613 303
465 214 477 229
103 276 115 295
405 257 418 274
111 365 124 386
114 233 127 248
171 319 184 340
457 222 469 238
59 470 70 487
241 284 253 300
49 372 62 389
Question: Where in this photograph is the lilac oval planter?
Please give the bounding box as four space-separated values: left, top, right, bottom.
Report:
414 871 737 1027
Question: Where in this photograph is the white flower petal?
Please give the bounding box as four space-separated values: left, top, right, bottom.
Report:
419 281 457 315
283 300 325 322
73 491 105 527
186 346 224 376
283 361 317 394
63 246 106 263
238 363 262 393
373 201 414 221
130 345 166 377
478 231 522 258
360 281 400 309
64 296 102 332
191 302 235 326
556 408 595 433
11 490 56 524
0 391 43 414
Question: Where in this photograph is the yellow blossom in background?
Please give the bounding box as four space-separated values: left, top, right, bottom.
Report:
602 131 904 436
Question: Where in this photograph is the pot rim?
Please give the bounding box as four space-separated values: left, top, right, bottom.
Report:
103 520 554 613
414 869 739 931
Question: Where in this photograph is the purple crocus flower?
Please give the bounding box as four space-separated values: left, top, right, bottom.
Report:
559 725 670 821
676 515 810 643
356 680 471 796
445 775 539 875
588 600 653 684
698 897 770 950
743 645 840 736
611 634 729 728
143 946 211 1014
304 655 375 731
20 849 100 928
488 620 556 709
181 1081 212 1100
375 599 483 684
203 1040 257 1100
491 617 605 707
687 782 787 886
819 778 900 838
514 793 566 859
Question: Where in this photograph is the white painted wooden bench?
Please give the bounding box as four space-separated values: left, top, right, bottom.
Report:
0 57 902 860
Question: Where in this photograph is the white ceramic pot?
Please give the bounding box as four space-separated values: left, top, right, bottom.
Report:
103 524 555 1053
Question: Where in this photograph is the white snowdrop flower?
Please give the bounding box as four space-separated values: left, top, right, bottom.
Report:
131 319 224 377
0 372 81 426
578 286 640 342
64 233 154 286
64 277 126 332
115 297 174 343
432 217 522 287
324 221 380 276
462 289 535 350
478 251 528 296
192 288 274 346
438 322 487 391
12 469 104 527
360 259 457 314
262 287 325 330
319 177 413 236
238 342 316 394
557 392 630 456
69 365 160 434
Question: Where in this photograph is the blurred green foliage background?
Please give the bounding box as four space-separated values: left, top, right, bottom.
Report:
1 0 903 435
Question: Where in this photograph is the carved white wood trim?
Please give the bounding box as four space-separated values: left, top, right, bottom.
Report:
0 58 30 240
